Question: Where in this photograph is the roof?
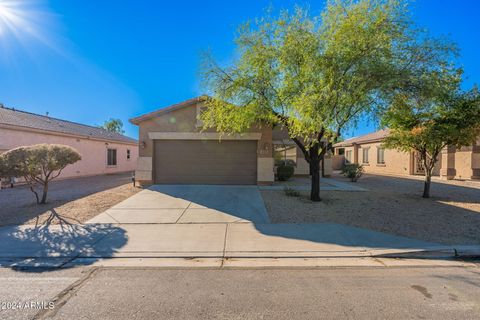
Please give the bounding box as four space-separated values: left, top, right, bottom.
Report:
0 106 137 144
129 96 206 125
334 129 390 147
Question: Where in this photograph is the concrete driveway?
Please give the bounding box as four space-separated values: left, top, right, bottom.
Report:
88 185 270 224
2 185 477 269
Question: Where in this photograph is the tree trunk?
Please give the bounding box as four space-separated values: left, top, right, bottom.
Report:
423 171 431 198
40 182 49 204
30 186 40 204
321 158 325 178
310 150 321 202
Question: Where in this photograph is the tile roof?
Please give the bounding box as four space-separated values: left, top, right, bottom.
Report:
0 106 137 144
334 129 390 147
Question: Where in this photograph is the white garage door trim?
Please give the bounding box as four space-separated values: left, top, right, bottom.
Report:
148 132 262 140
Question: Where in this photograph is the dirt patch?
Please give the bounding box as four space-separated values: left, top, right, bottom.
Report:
262 173 480 245
0 173 141 225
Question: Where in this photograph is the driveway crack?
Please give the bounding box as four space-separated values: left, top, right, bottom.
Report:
174 202 192 224
221 224 229 267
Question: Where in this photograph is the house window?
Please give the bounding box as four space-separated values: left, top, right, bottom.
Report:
345 150 352 163
377 147 385 164
362 148 369 164
107 149 117 166
127 149 131 160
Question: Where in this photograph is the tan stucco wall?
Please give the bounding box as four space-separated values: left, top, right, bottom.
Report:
135 101 274 184
452 142 479 180
440 139 479 180
343 142 412 176
454 149 473 179
294 154 332 176
0 127 138 179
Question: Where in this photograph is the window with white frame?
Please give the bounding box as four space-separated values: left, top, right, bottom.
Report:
362 148 369 164
377 147 385 164
107 148 117 166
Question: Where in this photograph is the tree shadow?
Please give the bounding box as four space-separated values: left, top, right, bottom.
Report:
145 182 479 253
0 173 135 226
0 209 128 272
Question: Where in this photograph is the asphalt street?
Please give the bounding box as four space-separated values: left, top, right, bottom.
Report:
1 266 479 320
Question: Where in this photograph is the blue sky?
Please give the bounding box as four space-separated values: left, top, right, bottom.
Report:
0 0 478 139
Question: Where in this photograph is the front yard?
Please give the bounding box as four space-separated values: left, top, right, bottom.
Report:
0 173 140 226
262 173 480 245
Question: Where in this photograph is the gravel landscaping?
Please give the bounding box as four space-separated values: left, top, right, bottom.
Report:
262 173 480 245
0 173 141 226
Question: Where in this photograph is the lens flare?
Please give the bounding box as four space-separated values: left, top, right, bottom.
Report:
0 0 61 57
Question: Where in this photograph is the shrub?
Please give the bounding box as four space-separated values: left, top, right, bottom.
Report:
342 164 364 182
0 144 81 204
274 159 296 167
283 186 300 197
277 164 294 181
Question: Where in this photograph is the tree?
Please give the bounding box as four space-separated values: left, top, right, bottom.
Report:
382 84 480 198
100 118 125 134
0 144 81 204
200 0 442 201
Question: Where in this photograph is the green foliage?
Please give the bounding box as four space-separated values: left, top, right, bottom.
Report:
0 156 8 179
0 144 81 204
199 0 453 201
381 60 480 197
274 159 296 167
277 164 295 181
382 88 480 155
100 118 125 134
284 186 300 197
342 164 364 182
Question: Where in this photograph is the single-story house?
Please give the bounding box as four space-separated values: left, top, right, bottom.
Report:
333 129 480 180
129 96 332 186
0 105 138 180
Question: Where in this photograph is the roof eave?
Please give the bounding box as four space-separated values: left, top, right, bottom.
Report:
129 96 208 125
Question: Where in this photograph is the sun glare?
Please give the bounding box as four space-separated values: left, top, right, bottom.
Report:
0 1 22 35
0 0 63 59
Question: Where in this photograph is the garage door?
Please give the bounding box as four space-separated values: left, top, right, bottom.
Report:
154 140 257 184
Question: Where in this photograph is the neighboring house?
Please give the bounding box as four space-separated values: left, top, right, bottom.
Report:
129 96 332 186
0 105 138 180
334 129 480 180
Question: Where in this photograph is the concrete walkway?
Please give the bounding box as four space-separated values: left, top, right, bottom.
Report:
259 177 367 191
0 222 476 269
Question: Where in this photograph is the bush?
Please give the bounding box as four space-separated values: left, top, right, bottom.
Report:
277 164 294 181
274 159 296 167
342 164 364 182
283 186 300 197
0 144 81 204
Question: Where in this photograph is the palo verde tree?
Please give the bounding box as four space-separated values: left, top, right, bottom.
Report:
382 83 480 198
201 0 438 201
0 144 81 204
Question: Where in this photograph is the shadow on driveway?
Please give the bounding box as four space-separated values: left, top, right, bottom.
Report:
0 210 127 272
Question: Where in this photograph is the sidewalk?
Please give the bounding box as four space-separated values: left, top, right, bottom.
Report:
0 222 477 269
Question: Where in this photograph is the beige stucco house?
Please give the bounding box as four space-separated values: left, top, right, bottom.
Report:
0 105 138 180
130 96 332 186
334 129 480 180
